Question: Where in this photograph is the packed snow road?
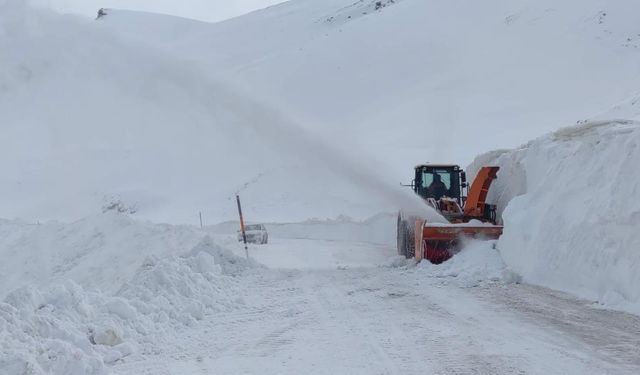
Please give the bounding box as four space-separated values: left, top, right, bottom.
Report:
112 238 640 375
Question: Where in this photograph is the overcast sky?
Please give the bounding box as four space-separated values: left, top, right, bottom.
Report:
36 0 286 22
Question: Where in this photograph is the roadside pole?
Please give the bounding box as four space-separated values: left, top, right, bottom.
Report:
236 195 249 259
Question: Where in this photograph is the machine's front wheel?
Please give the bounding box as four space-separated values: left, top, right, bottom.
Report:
396 214 415 259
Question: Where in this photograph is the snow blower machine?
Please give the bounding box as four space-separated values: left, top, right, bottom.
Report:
397 164 503 264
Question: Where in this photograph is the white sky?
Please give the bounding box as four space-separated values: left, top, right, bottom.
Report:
34 0 287 22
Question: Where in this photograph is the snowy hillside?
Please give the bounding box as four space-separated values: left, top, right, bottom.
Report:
3 0 640 224
32 0 286 23
100 0 640 171
468 120 640 313
0 1 423 224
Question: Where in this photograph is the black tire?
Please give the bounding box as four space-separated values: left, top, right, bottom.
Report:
396 214 404 256
397 214 415 259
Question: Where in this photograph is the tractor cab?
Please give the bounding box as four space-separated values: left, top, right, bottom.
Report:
413 164 465 204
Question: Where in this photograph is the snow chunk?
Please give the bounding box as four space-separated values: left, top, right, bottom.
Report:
91 324 123 346
418 241 515 288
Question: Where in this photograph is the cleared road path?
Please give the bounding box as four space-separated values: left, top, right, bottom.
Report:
113 238 640 375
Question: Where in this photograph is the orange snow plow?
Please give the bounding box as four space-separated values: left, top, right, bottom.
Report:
397 165 503 264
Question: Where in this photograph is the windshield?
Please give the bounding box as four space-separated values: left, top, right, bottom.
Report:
418 168 455 200
421 169 452 190
245 224 262 231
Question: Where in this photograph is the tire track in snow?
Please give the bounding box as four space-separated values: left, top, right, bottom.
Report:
112 264 640 375
474 283 640 369
302 270 404 375
333 268 527 375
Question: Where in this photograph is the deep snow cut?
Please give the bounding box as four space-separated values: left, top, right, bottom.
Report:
468 120 640 313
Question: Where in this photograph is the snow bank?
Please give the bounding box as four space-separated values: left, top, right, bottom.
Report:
0 212 206 299
468 121 640 313
0 238 253 374
417 241 516 288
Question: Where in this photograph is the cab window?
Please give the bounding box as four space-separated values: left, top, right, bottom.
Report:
421 169 452 189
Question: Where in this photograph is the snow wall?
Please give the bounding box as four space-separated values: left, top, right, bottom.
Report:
468 120 640 312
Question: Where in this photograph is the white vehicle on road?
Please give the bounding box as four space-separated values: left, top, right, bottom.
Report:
238 224 269 244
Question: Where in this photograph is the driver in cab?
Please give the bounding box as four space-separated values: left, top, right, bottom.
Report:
428 173 447 200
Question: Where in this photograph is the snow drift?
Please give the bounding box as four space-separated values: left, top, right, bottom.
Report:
0 236 254 375
468 120 640 313
0 213 206 299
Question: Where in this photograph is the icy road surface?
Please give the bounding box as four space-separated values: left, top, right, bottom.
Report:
113 238 640 375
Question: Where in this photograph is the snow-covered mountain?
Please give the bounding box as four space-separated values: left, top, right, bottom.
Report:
3 0 640 224
100 0 640 165
32 0 286 23
1 1 433 225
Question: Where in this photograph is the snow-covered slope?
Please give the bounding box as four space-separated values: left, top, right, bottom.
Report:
594 92 640 122
468 121 640 313
33 0 287 23
4 0 640 224
100 0 640 172
0 1 426 224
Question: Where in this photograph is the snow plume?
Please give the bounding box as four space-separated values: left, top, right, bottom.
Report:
0 0 26 24
468 120 640 313
203 80 446 223
0 238 253 374
0 0 439 224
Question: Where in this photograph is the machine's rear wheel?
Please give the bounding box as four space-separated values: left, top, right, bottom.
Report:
396 214 415 259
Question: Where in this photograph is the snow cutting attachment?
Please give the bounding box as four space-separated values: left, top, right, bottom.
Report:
398 165 503 264
414 219 503 264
